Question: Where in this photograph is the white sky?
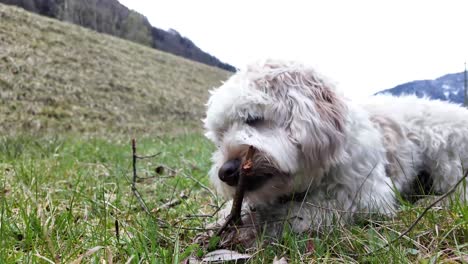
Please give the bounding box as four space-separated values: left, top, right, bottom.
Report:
119 0 468 98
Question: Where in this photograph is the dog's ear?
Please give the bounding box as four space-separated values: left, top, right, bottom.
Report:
284 70 347 167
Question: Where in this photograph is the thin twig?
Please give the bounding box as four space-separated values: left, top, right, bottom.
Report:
352 170 468 257
153 198 183 213
131 139 152 215
164 166 218 199
186 201 228 220
216 146 256 236
132 139 137 187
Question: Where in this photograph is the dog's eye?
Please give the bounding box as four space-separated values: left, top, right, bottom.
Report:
246 115 264 126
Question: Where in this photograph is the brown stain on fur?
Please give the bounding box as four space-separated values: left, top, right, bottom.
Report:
312 84 346 134
369 115 405 177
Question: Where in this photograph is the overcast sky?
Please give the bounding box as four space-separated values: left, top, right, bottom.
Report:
119 0 468 98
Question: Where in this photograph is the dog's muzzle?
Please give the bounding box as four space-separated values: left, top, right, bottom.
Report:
218 158 275 191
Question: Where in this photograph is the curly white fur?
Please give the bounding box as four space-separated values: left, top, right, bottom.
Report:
203 59 468 244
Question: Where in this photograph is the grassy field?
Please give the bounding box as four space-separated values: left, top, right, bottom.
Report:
0 3 467 264
0 135 467 263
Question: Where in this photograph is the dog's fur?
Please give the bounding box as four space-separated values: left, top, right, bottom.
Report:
203 59 468 245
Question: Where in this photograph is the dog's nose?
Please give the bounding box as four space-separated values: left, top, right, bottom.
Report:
218 159 241 186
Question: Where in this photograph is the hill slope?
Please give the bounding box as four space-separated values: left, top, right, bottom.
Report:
377 72 467 104
0 3 231 135
0 0 236 72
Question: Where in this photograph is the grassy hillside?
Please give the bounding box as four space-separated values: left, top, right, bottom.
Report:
0 3 230 136
0 0 236 71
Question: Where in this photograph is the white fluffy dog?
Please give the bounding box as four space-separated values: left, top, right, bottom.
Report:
203 59 468 246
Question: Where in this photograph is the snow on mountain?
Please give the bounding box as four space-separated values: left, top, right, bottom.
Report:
376 72 466 104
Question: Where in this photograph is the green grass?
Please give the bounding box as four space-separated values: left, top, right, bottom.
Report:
0 134 217 263
0 134 466 263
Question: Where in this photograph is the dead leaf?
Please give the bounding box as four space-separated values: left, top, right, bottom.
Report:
201 249 251 263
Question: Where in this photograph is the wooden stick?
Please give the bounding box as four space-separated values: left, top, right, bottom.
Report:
131 139 151 215
217 146 256 236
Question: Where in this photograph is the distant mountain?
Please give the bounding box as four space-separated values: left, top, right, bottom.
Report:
376 72 466 104
0 0 236 72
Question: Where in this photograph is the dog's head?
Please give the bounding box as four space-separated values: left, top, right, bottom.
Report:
203 59 348 204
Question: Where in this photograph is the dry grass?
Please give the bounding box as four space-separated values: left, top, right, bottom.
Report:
0 4 230 136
